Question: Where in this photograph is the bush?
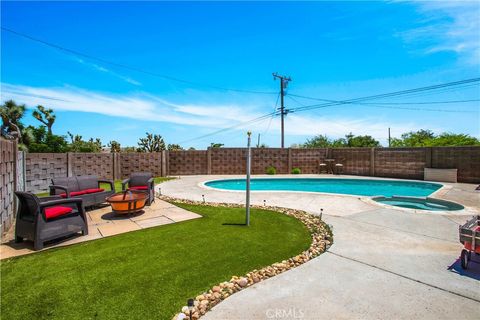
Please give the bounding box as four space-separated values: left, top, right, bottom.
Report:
266 166 276 175
291 168 301 174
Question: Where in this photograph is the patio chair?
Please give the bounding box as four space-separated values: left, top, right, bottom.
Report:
334 161 344 175
14 192 88 250
122 172 155 205
319 161 327 174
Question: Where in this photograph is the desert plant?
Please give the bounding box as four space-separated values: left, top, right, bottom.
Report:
33 105 56 135
291 168 301 174
266 166 276 175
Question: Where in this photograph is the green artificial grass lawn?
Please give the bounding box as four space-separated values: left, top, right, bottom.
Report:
36 177 174 197
1 202 311 320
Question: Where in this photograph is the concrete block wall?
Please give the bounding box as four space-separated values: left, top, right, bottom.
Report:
25 153 68 194
18 146 480 194
374 148 426 180
0 139 17 233
431 147 480 184
168 150 208 175
120 152 163 178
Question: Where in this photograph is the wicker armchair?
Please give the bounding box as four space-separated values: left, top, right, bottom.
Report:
122 172 155 205
14 192 88 250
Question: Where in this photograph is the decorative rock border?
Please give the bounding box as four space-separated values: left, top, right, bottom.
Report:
159 196 333 320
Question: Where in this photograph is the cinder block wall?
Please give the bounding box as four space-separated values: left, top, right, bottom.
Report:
20 146 480 193
0 139 17 233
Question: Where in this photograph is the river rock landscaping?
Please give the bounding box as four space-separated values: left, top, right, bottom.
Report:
161 196 333 320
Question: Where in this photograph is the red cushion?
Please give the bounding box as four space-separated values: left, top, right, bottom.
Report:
128 186 148 191
45 206 73 220
59 191 86 198
83 188 105 194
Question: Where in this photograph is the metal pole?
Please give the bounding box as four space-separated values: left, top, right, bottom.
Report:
388 127 391 147
280 80 285 149
246 131 252 226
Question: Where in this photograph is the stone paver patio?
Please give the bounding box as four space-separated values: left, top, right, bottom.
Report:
0 199 201 259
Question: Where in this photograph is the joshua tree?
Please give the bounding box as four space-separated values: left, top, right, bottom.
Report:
167 143 183 151
108 140 121 153
32 105 56 135
137 132 166 152
0 100 26 139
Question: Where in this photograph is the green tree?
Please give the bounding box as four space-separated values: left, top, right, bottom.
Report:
68 132 103 152
428 133 480 146
122 146 138 153
302 135 331 148
390 129 435 147
138 132 166 152
209 143 224 148
25 126 69 153
167 143 183 151
108 140 121 153
346 133 380 147
32 105 56 135
302 133 379 148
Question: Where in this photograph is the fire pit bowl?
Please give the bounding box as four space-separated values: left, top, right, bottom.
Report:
106 190 148 214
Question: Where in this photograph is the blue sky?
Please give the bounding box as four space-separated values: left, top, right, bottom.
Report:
1 1 479 149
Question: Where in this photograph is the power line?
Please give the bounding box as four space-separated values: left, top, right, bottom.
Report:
288 94 480 105
178 77 480 145
287 95 477 113
263 93 281 136
1 26 276 95
177 112 278 145
287 78 480 113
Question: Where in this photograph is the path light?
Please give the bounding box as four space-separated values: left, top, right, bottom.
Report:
158 187 161 196
263 200 266 207
202 195 205 203
320 208 323 220
187 298 195 320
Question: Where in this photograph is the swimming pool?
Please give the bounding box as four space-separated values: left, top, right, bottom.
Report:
204 178 442 197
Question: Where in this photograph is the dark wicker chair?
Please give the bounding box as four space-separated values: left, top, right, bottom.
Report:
49 175 115 207
122 172 155 205
14 192 88 250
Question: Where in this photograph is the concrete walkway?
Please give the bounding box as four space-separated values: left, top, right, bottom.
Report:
1 199 201 259
161 175 480 320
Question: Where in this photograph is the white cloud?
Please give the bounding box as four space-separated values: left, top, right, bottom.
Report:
1 83 436 145
400 1 480 65
75 58 142 86
0 83 263 128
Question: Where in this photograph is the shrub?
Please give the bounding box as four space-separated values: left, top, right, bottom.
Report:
291 168 301 174
266 166 276 175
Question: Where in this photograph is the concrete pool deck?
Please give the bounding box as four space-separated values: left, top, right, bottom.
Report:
161 174 480 320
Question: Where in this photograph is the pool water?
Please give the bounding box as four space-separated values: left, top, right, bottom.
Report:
205 178 442 197
373 196 464 211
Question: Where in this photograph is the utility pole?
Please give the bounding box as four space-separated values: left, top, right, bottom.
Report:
273 73 292 148
257 133 261 148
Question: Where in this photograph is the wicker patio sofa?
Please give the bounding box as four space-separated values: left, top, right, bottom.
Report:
14 192 88 250
49 175 115 207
